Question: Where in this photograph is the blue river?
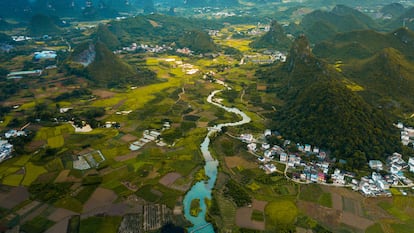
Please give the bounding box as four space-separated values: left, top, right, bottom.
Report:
183 88 251 233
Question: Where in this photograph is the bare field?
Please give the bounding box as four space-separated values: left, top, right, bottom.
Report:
83 187 118 213
298 201 341 228
120 134 138 142
159 172 182 187
235 207 265 231
48 208 77 222
341 211 374 230
252 199 267 211
92 89 116 99
114 151 139 162
0 186 29 209
332 192 343 211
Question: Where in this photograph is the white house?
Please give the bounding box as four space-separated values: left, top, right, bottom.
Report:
304 144 311 152
264 150 273 158
240 134 254 143
262 143 270 150
279 153 287 162
408 157 414 173
264 129 272 137
369 160 383 170
264 164 277 173
247 143 257 152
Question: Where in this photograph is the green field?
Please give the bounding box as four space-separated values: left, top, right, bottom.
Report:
79 216 122 233
251 209 265 222
54 197 83 213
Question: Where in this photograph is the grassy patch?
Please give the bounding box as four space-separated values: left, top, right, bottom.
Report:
299 184 323 203
318 192 332 208
366 223 384 233
136 185 160 202
47 135 64 148
22 162 47 186
21 216 54 233
79 216 122 233
378 201 410 221
75 185 98 204
251 209 264 222
190 198 201 217
54 197 83 213
265 199 297 228
44 158 64 172
246 182 261 192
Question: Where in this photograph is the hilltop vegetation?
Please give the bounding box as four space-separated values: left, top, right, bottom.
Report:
66 41 155 88
313 28 414 62
94 24 121 50
28 14 62 36
386 7 414 31
107 14 221 45
258 36 400 167
299 5 378 43
250 20 292 51
343 48 414 113
178 30 218 53
380 3 406 19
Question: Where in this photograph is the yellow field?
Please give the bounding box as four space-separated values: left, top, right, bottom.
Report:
21 162 47 186
92 62 191 110
216 38 252 52
2 174 24 186
34 124 74 148
47 135 65 148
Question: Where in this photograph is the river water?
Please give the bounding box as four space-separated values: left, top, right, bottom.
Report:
183 89 251 233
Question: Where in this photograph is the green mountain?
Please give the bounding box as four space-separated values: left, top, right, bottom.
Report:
313 28 414 62
258 36 400 167
107 14 221 45
387 7 414 31
250 20 292 51
94 24 121 50
0 19 13 31
300 5 378 43
343 48 414 112
380 3 405 19
28 14 62 36
66 41 155 88
178 30 217 53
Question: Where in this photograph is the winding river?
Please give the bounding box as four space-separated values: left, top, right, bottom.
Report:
183 87 252 233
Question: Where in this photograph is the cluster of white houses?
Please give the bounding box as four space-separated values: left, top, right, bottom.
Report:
397 122 414 146
0 129 27 163
239 129 414 197
115 43 195 56
0 140 13 163
116 43 173 54
129 122 170 151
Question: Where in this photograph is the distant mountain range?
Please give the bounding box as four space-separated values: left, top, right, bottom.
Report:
313 28 414 61
299 5 378 43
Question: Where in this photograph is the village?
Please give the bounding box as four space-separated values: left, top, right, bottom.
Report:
237 125 414 198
